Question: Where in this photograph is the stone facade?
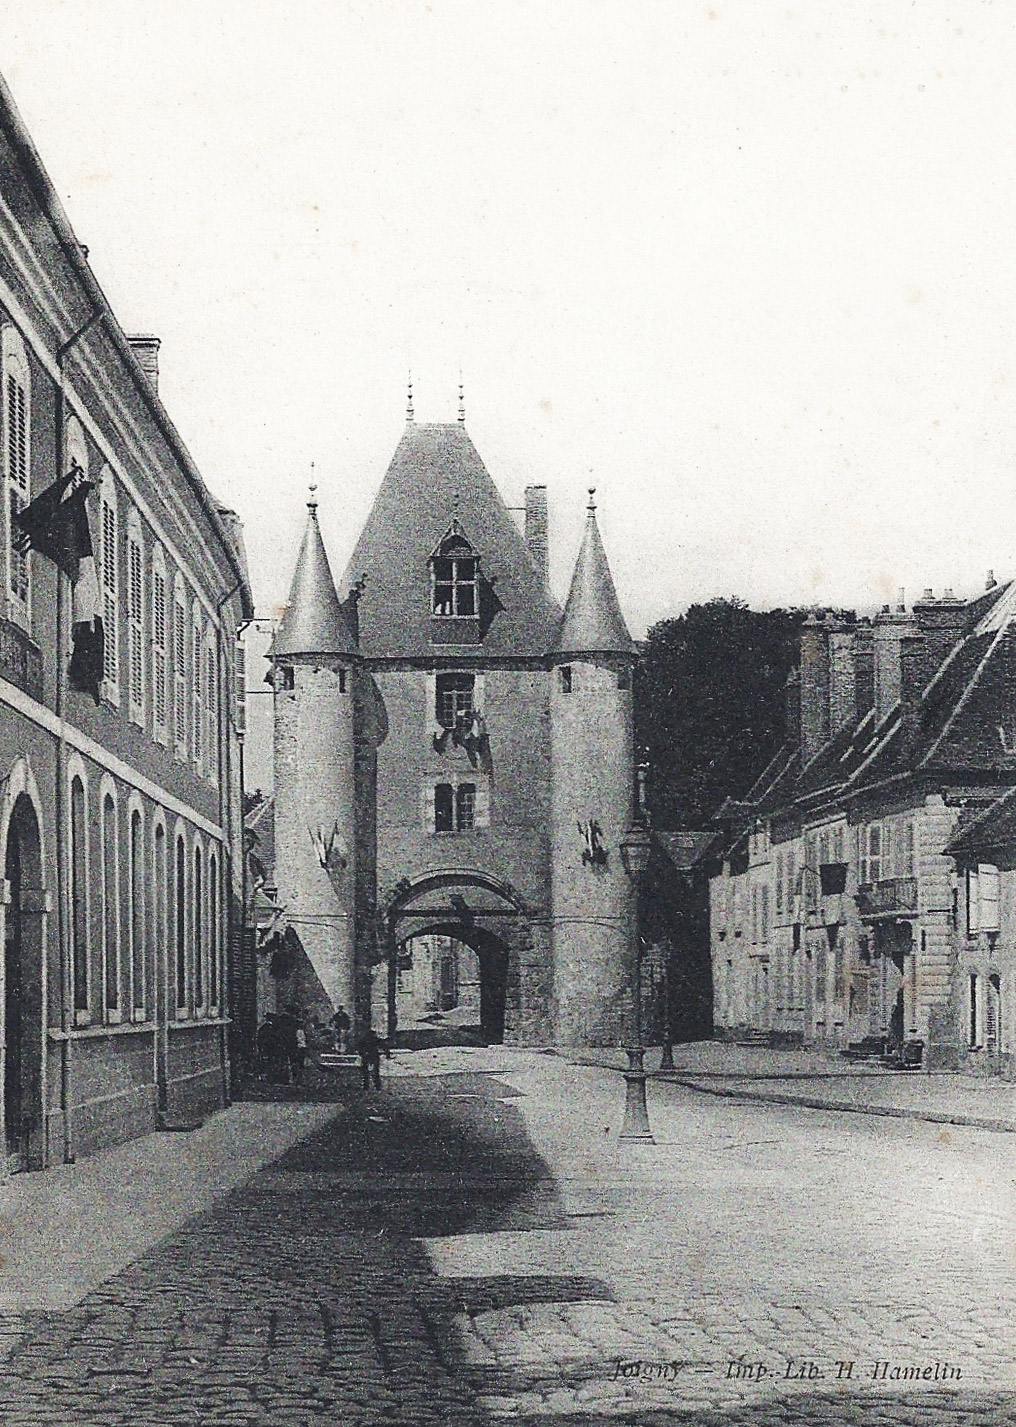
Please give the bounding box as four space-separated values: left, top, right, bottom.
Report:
0 76 252 1171
711 584 1016 1073
269 428 636 1047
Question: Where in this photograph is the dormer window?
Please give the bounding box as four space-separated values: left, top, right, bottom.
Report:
431 525 478 618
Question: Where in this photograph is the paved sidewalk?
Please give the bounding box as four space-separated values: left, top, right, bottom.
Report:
563 1041 1016 1132
0 1100 340 1311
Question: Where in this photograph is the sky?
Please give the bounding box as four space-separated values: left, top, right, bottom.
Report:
1 2 1014 782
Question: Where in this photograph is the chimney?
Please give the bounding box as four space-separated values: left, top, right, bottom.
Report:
911 589 969 686
873 601 917 724
827 626 857 735
783 667 801 749
128 335 161 392
853 622 874 719
899 629 927 709
524 485 549 584
799 614 830 763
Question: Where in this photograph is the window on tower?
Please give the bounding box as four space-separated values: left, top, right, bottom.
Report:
430 525 478 618
435 672 474 728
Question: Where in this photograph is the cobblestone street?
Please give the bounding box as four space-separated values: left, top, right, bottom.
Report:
0 1049 1013 1425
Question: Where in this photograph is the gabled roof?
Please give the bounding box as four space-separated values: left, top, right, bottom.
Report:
555 497 635 657
717 579 1016 830
273 501 357 658
342 423 560 659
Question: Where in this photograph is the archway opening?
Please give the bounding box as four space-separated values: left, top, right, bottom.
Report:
4 792 43 1171
371 926 510 1046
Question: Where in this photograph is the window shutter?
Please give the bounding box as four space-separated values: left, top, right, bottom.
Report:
420 781 433 833
101 496 118 685
473 673 485 714
979 864 1000 933
127 534 144 720
152 567 168 736
967 868 980 936
425 673 437 732
173 593 187 752
475 784 490 828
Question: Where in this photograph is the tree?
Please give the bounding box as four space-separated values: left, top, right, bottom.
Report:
635 598 804 828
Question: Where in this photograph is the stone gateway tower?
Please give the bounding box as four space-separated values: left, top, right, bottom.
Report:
270 416 635 1046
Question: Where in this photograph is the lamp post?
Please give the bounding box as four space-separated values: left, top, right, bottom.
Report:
619 813 654 1142
658 939 676 1072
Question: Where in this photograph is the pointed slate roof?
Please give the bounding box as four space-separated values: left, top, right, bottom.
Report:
273 499 357 658
341 423 560 659
555 495 635 657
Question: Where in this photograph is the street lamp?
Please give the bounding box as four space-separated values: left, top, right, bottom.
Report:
619 814 654 1142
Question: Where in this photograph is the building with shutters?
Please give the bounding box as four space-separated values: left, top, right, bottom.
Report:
266 413 638 1047
710 580 1016 1073
0 76 252 1170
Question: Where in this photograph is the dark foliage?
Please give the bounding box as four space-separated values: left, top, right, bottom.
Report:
636 598 805 827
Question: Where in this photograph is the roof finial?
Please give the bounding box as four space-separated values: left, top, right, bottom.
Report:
587 486 596 513
407 372 414 423
458 376 465 425
308 462 318 512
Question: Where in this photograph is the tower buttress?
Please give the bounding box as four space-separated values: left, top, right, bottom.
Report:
271 494 360 1021
550 491 636 1046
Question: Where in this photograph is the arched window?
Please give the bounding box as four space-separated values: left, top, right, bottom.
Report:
101 786 120 1020
208 850 219 1011
175 832 187 1013
173 576 188 757
129 805 145 1018
153 820 166 1029
99 469 119 693
192 602 204 774
3 326 31 619
70 773 89 1020
194 840 204 1008
151 545 169 742
126 511 145 723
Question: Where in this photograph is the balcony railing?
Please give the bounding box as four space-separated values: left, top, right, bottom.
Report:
856 876 918 919
0 618 43 702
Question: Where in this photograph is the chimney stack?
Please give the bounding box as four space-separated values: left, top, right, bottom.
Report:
873 602 918 724
524 485 549 584
128 334 160 392
799 615 830 763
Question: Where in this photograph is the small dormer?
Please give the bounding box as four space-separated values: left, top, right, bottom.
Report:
430 522 481 645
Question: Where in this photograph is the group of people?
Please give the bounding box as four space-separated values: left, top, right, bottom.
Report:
254 1004 389 1090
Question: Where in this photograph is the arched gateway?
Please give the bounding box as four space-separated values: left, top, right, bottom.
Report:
271 417 637 1048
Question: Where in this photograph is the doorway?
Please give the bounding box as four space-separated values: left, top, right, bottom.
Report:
3 792 43 1172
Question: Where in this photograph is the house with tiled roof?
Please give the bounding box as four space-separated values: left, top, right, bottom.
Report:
710 578 1016 1072
264 410 639 1048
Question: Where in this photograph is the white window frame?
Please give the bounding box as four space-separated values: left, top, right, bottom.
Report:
193 833 206 1011
128 795 146 1020
100 777 122 1024
2 325 31 625
208 846 220 1014
68 757 91 1025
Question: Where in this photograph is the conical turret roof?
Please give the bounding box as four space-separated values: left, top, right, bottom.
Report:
556 495 635 657
273 498 357 658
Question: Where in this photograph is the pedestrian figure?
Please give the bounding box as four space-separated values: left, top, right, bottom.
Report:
357 1025 388 1091
257 1014 289 1083
278 1004 306 1085
331 1004 352 1054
